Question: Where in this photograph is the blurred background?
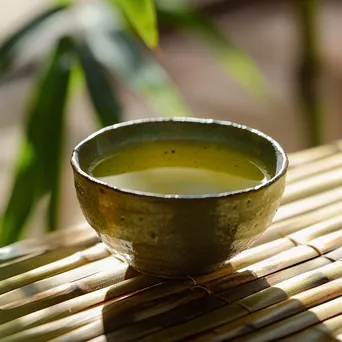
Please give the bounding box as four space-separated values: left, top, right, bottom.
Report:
0 0 342 244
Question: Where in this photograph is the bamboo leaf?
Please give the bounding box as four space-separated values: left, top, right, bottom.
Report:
79 3 189 117
0 37 73 246
76 41 122 127
0 6 68 77
296 0 322 146
68 62 84 94
55 0 74 5
0 143 38 246
109 0 158 48
44 39 74 231
157 5 272 103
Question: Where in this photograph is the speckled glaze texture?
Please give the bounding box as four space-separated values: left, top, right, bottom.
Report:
71 118 288 278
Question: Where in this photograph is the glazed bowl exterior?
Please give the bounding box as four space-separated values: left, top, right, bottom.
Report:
71 118 288 278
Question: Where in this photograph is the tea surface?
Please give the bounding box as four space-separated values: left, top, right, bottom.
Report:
91 140 270 195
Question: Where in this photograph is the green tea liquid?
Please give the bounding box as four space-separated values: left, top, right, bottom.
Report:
91 140 270 195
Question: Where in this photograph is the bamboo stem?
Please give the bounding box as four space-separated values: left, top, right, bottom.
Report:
0 275 162 338
289 215 342 244
274 187 342 222
0 243 111 296
0 256 124 309
1 251 335 338
286 153 342 183
220 256 330 304
0 259 129 322
6 219 342 340
150 261 342 342
228 238 295 271
0 223 96 263
5 216 336 334
232 215 342 271
282 329 336 342
200 277 342 341
91 259 342 342
0 244 102 281
295 0 322 147
49 289 220 342
229 296 342 342
255 202 342 246
288 141 341 168
282 168 342 204
1 280 193 342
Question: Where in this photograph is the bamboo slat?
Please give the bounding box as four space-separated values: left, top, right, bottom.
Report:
0 256 126 311
288 140 341 168
0 275 163 337
282 168 342 204
273 186 342 222
194 278 342 341
136 260 342 342
279 313 342 341
0 260 130 323
1 141 342 342
219 256 331 303
1 280 198 342
0 223 96 262
0 243 111 296
0 244 100 281
225 295 342 342
255 201 342 246
286 153 342 183
230 214 342 271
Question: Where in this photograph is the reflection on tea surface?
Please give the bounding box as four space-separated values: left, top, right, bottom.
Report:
91 140 270 195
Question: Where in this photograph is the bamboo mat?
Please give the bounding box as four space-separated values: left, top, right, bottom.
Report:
1 141 342 342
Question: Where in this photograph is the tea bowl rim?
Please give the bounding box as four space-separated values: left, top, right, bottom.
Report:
71 117 288 200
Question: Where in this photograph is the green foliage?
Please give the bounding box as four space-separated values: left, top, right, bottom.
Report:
111 0 158 48
156 3 271 103
80 2 190 117
0 6 68 76
0 0 274 245
76 41 122 127
0 38 73 246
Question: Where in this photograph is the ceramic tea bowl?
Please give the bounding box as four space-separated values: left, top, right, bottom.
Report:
71 118 288 278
